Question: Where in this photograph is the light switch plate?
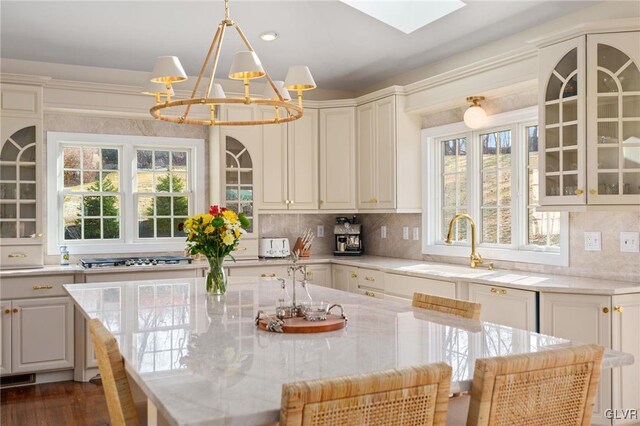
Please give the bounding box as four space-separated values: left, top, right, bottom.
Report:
317 225 324 238
413 227 420 241
402 226 409 240
620 232 639 253
584 231 602 251
381 225 387 239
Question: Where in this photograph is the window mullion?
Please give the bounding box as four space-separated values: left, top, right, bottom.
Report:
511 123 521 250
469 130 480 244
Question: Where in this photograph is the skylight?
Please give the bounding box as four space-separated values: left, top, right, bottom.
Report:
340 0 466 34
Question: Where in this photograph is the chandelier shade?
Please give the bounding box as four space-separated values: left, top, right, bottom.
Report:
263 80 291 101
150 56 188 84
229 51 266 80
147 0 314 126
142 80 175 97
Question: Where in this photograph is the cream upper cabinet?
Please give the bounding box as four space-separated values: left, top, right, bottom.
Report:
587 32 640 205
356 95 421 211
468 283 537 332
0 84 44 268
258 108 318 210
319 107 356 210
540 293 612 424
538 31 640 207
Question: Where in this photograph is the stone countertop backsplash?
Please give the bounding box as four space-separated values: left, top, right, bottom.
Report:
3 254 639 295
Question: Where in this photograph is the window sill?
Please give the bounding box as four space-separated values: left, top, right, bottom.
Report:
422 243 568 267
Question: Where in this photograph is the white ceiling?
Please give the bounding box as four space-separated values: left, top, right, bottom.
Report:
1 1 597 94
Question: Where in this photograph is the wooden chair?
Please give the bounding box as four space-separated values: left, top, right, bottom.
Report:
89 318 140 426
412 292 481 320
279 363 452 426
466 344 605 426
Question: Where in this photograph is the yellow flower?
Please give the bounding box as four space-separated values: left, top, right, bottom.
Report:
204 225 214 234
222 210 238 224
234 228 240 238
222 233 235 246
202 214 214 225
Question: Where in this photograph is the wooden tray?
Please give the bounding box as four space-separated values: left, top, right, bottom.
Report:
257 314 346 333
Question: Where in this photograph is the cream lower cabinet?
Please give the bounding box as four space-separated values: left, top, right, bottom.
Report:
4 297 74 375
332 264 358 292
228 265 289 279
384 273 456 301
468 283 537 332
304 265 331 287
0 301 11 375
540 292 632 425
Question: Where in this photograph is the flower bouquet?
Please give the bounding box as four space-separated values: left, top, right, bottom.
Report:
182 205 251 294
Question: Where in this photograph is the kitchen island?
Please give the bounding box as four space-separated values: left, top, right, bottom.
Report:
64 277 634 426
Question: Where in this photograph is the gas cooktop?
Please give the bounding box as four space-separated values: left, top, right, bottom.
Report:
80 256 193 268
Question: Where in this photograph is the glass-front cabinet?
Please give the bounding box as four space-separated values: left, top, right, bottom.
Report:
587 32 640 205
0 84 44 268
539 31 640 207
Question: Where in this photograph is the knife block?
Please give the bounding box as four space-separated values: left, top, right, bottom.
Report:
292 238 311 257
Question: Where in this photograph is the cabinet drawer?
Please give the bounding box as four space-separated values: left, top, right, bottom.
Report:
228 265 288 279
0 244 44 269
0 274 75 299
357 287 384 300
357 268 384 291
385 273 455 299
469 283 537 331
83 269 199 283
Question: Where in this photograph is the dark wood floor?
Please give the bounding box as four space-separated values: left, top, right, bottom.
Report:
1 381 110 426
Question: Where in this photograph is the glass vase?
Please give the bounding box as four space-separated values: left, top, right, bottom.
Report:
206 256 227 295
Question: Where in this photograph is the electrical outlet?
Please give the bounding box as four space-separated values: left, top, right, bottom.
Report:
620 232 639 253
402 226 409 240
413 227 420 241
584 231 602 251
317 225 324 238
381 225 387 239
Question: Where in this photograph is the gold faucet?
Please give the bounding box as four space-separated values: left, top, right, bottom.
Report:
445 213 494 270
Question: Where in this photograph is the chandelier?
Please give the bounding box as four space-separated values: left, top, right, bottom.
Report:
146 0 316 126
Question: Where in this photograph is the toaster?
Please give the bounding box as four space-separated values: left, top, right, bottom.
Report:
259 238 291 258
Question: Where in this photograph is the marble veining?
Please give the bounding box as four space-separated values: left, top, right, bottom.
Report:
65 277 633 426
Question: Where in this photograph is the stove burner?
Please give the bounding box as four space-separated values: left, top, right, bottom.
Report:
80 256 192 268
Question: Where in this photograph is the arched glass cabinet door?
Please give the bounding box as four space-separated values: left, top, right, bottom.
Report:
225 137 254 233
0 126 37 239
587 32 640 204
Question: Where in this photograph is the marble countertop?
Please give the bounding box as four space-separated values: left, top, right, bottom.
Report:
64 277 634 426
5 254 639 295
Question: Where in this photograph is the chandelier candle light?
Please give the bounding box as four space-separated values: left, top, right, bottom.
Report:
147 0 316 126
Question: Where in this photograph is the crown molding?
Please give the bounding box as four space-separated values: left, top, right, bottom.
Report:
528 17 640 49
0 73 52 85
355 85 405 105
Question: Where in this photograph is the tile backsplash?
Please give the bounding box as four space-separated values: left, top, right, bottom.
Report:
261 211 640 283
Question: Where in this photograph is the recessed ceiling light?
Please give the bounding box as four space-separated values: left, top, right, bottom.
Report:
260 31 279 42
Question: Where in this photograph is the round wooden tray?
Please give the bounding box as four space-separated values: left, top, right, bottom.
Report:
257 314 346 333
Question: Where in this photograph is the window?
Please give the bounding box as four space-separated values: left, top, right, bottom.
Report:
422 107 568 266
47 132 205 255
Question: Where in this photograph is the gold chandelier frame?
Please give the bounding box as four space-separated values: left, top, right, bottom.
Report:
149 0 303 126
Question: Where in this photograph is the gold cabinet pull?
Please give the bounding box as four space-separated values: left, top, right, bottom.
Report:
575 189 584 195
8 253 27 258
260 273 276 278
233 247 247 251
365 276 375 282
31 232 44 238
350 273 358 279
490 287 507 295
490 287 498 294
364 291 375 297
4 309 10 315
499 289 507 295
603 307 610 314
33 285 53 290
12 308 18 314
614 306 624 314
305 271 313 278
590 189 597 195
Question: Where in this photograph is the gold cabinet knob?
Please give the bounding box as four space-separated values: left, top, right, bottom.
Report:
12 308 18 314
603 307 609 314
365 291 375 297
365 276 375 282
575 189 584 195
499 289 507 295
284 200 290 204
590 189 598 195
4 309 10 314
320 200 325 205
614 306 624 314
490 287 498 294
350 273 358 279
289 200 294 204
305 271 313 278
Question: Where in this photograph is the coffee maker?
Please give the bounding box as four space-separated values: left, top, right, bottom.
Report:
333 216 363 256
